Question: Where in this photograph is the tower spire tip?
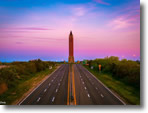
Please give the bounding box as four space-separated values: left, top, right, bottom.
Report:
70 31 72 35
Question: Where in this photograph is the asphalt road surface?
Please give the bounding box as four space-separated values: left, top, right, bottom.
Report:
19 64 125 105
74 64 125 105
19 64 69 105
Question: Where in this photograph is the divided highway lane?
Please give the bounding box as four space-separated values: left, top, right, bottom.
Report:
19 64 69 105
74 64 125 105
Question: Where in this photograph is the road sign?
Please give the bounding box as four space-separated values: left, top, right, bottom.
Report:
98 64 101 71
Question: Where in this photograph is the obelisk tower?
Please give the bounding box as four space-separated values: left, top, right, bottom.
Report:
68 31 74 63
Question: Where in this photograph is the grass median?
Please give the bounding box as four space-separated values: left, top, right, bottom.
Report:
83 65 140 105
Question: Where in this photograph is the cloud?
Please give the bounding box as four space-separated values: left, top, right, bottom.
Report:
107 14 139 30
0 27 53 31
18 27 53 31
34 37 66 41
15 42 24 44
93 0 110 5
72 7 86 16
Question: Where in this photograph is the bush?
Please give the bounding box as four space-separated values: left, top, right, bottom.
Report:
0 67 18 88
86 56 140 89
0 59 55 90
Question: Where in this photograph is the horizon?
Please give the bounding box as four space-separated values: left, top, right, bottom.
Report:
0 0 140 62
0 56 140 63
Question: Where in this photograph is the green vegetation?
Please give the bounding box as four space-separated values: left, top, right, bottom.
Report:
84 56 140 105
0 59 57 105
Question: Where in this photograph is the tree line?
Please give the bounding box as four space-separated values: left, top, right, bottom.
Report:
87 56 140 89
0 59 55 91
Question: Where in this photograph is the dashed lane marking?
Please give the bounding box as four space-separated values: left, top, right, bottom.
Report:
88 94 90 98
52 97 55 102
49 83 51 86
56 88 58 92
37 97 41 102
84 87 87 90
44 89 47 92
101 94 104 98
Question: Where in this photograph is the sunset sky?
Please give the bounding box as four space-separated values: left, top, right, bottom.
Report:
0 0 140 62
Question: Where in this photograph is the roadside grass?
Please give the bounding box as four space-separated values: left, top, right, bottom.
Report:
0 66 57 105
83 65 140 105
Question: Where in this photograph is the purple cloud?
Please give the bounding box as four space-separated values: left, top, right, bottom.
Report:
0 27 53 31
93 0 110 5
18 27 53 31
15 42 24 44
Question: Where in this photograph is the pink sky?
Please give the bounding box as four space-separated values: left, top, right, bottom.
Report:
0 0 140 62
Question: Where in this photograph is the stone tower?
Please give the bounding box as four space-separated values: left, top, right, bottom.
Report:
68 31 74 63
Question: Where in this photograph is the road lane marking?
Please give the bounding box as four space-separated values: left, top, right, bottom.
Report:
82 82 84 84
56 88 58 92
44 89 47 92
67 65 70 105
72 64 77 105
87 94 90 98
52 97 55 102
18 65 61 105
83 66 126 105
84 87 87 90
49 83 51 86
101 94 104 98
58 83 60 86
37 97 41 102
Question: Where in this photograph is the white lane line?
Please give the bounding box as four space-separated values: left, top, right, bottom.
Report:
58 83 60 86
101 94 104 98
52 97 55 102
56 88 58 92
37 97 41 102
18 66 61 105
44 89 47 92
83 66 126 105
84 87 87 90
82 82 84 84
87 94 90 98
49 83 51 86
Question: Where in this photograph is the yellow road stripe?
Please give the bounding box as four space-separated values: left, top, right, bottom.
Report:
67 65 70 105
72 65 77 105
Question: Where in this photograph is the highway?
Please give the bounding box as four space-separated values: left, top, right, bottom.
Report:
19 64 125 105
19 64 69 105
74 64 125 105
